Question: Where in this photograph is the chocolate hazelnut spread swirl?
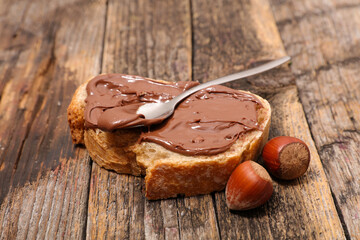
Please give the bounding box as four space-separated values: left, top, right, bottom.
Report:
84 74 263 155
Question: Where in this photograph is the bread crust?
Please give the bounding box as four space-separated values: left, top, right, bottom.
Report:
67 77 271 199
84 128 143 176
67 82 88 144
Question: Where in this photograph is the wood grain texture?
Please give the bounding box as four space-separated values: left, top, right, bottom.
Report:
101 0 192 81
271 0 360 238
87 167 146 239
0 0 106 238
86 1 222 239
0 150 90 240
191 0 293 95
192 0 286 82
0 0 105 201
0 0 358 239
192 0 344 238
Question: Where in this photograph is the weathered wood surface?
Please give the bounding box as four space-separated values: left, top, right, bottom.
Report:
87 1 220 239
271 0 360 238
192 0 343 239
0 0 359 239
0 0 106 238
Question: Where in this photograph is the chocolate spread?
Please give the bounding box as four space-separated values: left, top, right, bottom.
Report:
84 74 198 129
84 74 263 155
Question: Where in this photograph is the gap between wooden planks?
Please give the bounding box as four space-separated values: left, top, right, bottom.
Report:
86 0 345 239
0 0 350 239
0 0 106 238
271 0 360 238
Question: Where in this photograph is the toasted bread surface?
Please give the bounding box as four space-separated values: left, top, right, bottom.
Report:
84 128 143 176
132 95 270 199
67 77 271 199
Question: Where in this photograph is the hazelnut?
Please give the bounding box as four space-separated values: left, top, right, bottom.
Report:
226 161 273 210
262 136 310 180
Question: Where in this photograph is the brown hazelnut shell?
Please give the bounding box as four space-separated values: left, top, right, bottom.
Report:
262 136 310 180
226 161 273 210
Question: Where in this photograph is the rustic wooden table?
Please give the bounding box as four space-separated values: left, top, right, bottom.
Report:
1 0 359 239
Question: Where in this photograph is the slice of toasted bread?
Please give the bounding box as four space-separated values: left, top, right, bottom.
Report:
67 77 271 199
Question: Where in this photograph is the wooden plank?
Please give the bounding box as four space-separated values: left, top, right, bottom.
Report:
0 150 90 240
0 0 106 238
86 1 222 239
1 0 354 239
87 167 146 239
271 0 360 238
192 0 286 82
191 0 294 97
192 0 345 238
